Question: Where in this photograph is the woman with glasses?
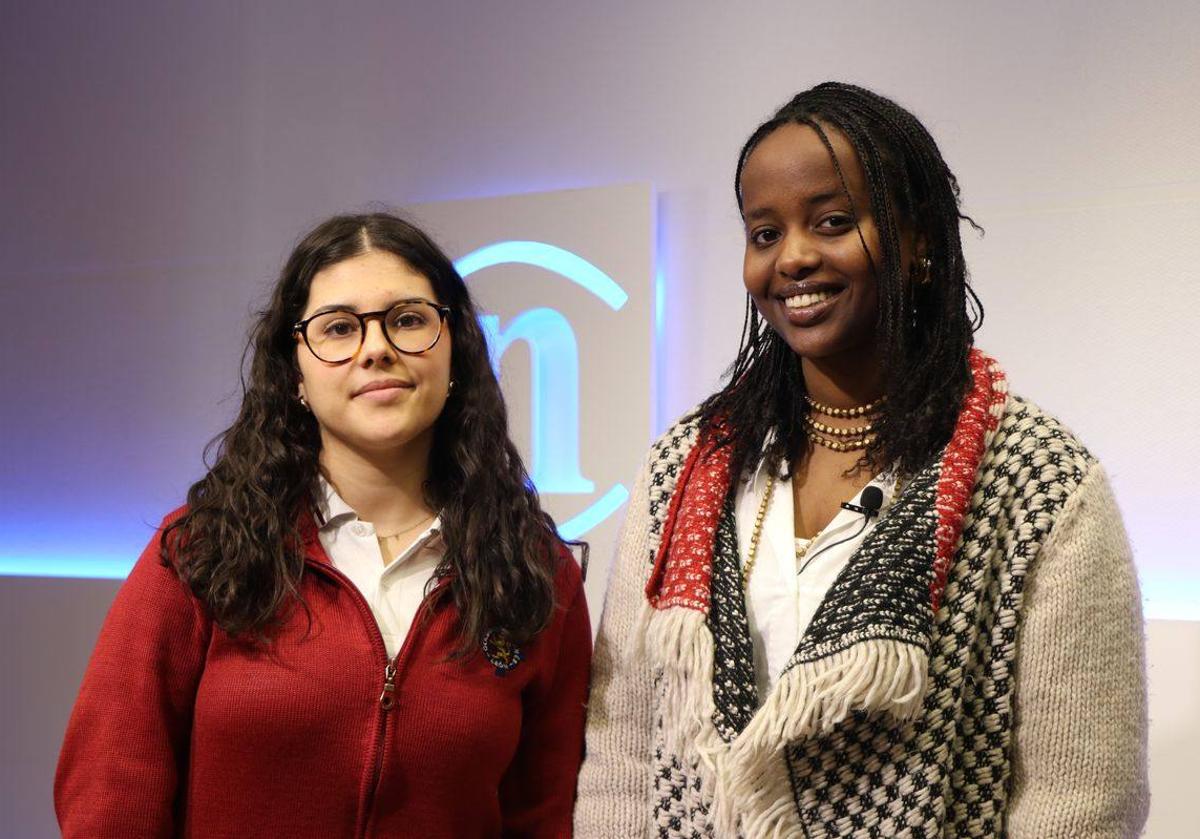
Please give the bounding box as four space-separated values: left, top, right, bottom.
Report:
56 213 591 837
576 83 1147 837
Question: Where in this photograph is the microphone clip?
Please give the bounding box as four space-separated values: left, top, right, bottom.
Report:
839 501 878 518
841 485 885 520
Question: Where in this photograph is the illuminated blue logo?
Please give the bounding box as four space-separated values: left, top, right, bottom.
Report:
455 241 629 541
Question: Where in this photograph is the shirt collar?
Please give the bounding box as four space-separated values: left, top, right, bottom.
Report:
315 476 445 549
316 477 358 530
404 516 445 554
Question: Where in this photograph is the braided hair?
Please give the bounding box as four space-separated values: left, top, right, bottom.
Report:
701 81 984 480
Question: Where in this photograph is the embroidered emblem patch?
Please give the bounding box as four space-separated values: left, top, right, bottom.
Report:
482 629 522 676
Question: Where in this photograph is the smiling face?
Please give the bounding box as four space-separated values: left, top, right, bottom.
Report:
295 248 452 464
740 121 916 375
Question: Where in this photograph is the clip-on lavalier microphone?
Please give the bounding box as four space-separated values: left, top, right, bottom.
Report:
798 485 886 576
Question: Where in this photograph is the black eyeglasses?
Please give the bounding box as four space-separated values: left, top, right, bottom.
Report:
293 300 451 363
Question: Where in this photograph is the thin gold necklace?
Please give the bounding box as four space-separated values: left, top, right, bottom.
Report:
375 512 435 541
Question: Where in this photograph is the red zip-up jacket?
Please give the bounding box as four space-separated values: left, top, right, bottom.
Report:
55 510 591 838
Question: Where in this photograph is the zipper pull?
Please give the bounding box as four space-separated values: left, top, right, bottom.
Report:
379 662 397 710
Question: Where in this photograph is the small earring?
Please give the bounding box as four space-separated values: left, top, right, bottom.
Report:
447 379 456 396
298 394 310 410
916 256 933 285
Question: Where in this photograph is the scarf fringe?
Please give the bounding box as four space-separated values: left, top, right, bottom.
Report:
637 604 728 769
715 754 801 838
711 638 929 837
640 597 929 836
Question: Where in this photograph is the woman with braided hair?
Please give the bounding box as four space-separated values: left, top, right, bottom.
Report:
576 82 1147 837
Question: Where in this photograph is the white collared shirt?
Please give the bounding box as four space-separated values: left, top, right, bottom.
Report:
735 461 899 698
315 479 444 660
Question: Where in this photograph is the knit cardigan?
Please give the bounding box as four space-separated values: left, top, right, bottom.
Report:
57 508 591 839
575 350 1148 838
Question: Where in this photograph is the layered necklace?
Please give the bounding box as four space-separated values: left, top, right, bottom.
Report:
802 394 884 452
741 395 891 589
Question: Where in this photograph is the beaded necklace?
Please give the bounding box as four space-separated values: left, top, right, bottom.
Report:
742 474 840 589
803 395 884 452
741 472 902 590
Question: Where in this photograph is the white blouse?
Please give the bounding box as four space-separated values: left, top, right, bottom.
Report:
315 479 444 660
734 461 899 698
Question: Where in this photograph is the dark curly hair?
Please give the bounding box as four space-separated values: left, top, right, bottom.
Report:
701 81 984 480
161 212 568 653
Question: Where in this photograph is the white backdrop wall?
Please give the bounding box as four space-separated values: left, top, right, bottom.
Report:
2 2 1196 836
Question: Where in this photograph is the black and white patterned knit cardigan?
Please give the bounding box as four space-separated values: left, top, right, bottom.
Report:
632 351 1095 838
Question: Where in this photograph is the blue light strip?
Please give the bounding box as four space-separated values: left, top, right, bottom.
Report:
654 267 665 348
455 241 628 310
1139 576 1200 622
558 484 630 542
0 555 134 580
654 266 666 435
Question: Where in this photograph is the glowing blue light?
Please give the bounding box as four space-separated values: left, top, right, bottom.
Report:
654 267 665 346
455 239 634 541
480 308 593 494
1139 576 1200 622
455 241 628 311
0 555 134 579
558 484 630 542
